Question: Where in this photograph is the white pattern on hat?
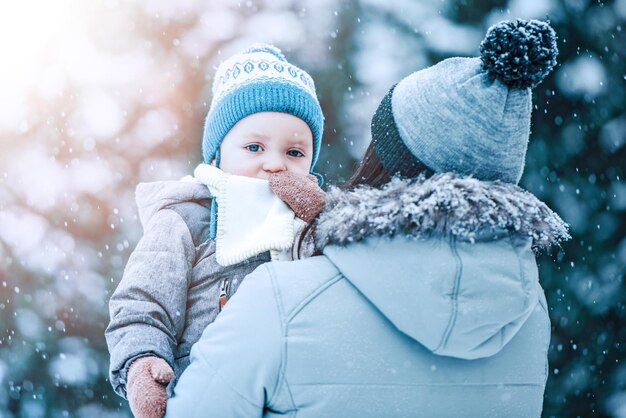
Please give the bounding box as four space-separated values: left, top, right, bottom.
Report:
210 47 319 113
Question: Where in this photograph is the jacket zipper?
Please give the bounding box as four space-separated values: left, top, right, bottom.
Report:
219 277 231 312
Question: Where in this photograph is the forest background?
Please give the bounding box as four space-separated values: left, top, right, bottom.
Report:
0 0 624 417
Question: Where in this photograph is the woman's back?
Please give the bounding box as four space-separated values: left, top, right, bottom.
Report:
166 175 562 418
263 246 550 418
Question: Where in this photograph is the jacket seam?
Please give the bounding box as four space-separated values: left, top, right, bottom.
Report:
508 235 541 350
435 236 462 352
282 273 344 415
509 235 532 313
538 291 551 384
269 268 343 414
286 274 344 322
191 353 263 413
267 264 298 414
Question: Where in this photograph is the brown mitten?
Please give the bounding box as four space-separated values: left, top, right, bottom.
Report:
269 172 326 223
127 356 174 418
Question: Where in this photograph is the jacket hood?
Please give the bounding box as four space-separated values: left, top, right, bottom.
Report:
135 180 212 230
317 174 569 360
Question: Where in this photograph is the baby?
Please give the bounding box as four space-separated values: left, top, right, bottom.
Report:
105 44 325 418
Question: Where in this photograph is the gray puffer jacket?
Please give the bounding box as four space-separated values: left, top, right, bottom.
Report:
105 180 270 398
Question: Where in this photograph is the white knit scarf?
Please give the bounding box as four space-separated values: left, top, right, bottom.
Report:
192 164 300 266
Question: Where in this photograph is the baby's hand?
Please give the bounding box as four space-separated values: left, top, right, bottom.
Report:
269 172 326 223
127 356 174 418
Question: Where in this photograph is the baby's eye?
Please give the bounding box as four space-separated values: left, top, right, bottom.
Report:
287 149 304 157
245 144 262 152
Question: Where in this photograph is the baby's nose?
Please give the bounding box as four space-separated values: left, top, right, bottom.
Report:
263 155 287 173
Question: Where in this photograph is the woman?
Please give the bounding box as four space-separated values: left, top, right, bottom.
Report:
165 19 568 417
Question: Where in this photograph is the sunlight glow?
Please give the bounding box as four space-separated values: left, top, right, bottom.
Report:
0 1 77 88
0 1 81 131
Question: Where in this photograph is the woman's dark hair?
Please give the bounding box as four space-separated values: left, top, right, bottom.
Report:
343 142 392 189
296 142 435 257
345 142 435 189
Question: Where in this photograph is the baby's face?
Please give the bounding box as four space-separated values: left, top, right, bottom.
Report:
218 112 314 180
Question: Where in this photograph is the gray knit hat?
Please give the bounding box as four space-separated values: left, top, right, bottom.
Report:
372 19 558 184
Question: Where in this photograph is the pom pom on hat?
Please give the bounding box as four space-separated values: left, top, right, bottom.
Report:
480 19 558 89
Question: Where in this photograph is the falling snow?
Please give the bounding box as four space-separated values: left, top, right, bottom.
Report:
0 0 624 417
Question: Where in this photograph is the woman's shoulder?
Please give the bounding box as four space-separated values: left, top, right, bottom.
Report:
242 256 342 317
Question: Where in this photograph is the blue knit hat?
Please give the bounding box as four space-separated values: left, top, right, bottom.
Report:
372 19 558 184
203 43 324 173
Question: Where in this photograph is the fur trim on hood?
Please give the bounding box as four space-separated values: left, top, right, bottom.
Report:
315 173 570 252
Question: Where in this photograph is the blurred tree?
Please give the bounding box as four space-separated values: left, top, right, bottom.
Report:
0 0 623 417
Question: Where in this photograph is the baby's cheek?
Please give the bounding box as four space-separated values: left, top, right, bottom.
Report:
287 163 312 176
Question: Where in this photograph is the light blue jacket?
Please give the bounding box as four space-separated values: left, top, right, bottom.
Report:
166 174 569 418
